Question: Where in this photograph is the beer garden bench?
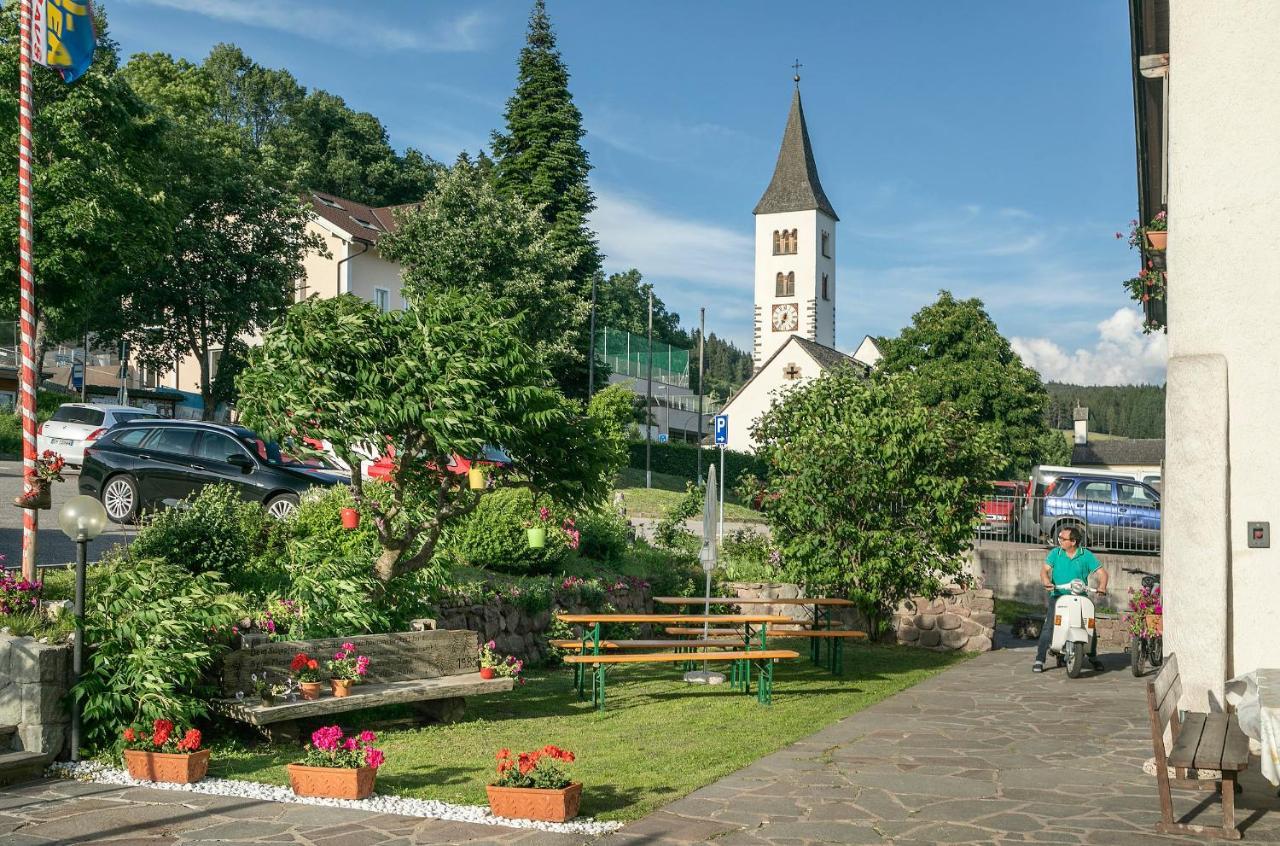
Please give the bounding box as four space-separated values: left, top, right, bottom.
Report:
1145 654 1252 840
215 630 512 743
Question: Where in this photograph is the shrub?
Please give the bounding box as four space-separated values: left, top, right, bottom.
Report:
442 488 571 574
128 484 271 580
575 508 629 563
75 555 240 749
653 482 703 550
627 441 764 490
623 541 702 599
719 529 782 582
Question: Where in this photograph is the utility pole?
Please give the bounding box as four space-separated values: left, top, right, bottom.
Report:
697 308 705 482
587 274 597 398
645 289 653 489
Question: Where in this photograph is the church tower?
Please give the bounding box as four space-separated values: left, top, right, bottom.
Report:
752 80 838 369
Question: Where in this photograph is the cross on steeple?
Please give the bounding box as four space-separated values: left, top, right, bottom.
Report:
792 59 803 86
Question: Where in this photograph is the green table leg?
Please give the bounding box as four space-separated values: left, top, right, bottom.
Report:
756 659 773 705
595 664 607 712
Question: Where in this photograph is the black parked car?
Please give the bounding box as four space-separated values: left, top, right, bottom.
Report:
79 420 345 523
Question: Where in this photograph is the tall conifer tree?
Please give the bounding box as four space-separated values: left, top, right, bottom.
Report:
492 0 600 394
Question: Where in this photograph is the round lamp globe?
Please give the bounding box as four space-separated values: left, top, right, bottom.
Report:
58 494 109 542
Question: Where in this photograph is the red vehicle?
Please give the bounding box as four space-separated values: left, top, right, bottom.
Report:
978 481 1025 539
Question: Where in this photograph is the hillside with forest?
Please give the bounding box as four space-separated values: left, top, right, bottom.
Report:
1044 383 1165 438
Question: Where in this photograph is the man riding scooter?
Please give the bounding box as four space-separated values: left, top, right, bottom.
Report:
1033 524 1109 673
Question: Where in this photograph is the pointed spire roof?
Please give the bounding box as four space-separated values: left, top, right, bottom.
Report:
753 88 838 220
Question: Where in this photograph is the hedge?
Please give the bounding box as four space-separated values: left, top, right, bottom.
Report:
627 440 764 489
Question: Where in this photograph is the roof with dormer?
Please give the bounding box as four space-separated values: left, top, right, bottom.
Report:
753 89 838 220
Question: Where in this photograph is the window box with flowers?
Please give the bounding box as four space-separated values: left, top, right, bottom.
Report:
478 640 525 682
290 651 325 700
122 719 209 784
1123 267 1167 333
287 725 386 800
327 642 371 697
486 745 581 822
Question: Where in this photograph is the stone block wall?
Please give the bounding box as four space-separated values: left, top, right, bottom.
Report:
893 588 996 652
721 581 869 631
0 634 72 758
433 583 652 666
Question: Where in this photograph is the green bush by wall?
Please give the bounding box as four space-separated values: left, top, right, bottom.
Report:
627 440 764 489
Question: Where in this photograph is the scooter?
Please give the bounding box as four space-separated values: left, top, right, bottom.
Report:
1048 580 1104 678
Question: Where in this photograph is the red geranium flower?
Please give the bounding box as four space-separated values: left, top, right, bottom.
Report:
176 729 202 753
290 652 309 673
123 727 136 742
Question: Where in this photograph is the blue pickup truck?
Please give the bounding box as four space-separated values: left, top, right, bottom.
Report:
1023 473 1161 553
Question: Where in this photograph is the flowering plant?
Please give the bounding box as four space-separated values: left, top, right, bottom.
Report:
479 640 524 682
1124 584 1163 638
0 569 41 615
523 505 553 530
1118 210 1167 250
491 745 575 790
32 450 66 485
327 642 371 682
289 651 323 683
295 725 385 770
122 719 202 754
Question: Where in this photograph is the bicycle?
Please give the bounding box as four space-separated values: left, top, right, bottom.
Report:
1123 567 1163 676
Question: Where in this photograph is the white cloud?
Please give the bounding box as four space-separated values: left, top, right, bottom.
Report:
591 190 753 289
123 0 493 53
1012 307 1167 386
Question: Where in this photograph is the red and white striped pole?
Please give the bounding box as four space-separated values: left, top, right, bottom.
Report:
17 0 39 581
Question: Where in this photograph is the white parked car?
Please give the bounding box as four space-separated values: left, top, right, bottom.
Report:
37 403 161 466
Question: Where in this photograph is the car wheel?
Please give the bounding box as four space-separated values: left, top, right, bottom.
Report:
266 493 300 520
101 474 139 524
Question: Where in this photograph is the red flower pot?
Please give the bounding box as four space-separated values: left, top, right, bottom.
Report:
479 667 496 680
340 508 359 530
287 763 377 800
487 783 582 822
124 749 210 785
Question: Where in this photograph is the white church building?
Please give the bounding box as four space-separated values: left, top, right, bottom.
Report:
721 83 880 452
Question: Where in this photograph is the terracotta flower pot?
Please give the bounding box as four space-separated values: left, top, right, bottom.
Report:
479 667 496 680
287 763 377 800
1147 614 1163 636
487 782 582 822
124 749 210 785
527 527 546 549
299 681 324 700
340 508 359 530
331 678 354 698
1145 230 1167 251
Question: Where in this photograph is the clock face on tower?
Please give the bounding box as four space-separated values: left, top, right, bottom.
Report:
771 303 799 332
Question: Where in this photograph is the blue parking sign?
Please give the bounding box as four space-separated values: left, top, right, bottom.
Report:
714 414 728 446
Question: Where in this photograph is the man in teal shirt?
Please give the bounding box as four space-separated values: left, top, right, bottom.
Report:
1033 524 1109 673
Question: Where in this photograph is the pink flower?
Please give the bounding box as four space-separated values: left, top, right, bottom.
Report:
343 738 358 751
342 642 356 652
359 730 376 743
355 656 370 675
365 748 385 769
311 725 344 752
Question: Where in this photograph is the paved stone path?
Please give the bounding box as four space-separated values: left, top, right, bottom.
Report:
3 644 1279 844
595 646 1280 845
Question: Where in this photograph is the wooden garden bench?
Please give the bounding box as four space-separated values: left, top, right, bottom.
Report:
664 626 868 674
1146 654 1252 840
215 630 512 743
563 649 799 710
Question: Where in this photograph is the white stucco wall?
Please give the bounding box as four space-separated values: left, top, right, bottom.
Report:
345 245 406 310
722 338 822 452
1166 1 1280 707
752 209 836 367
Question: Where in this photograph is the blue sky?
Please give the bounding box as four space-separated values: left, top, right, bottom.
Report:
103 1 1165 385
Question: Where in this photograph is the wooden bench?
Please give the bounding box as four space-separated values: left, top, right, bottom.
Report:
1146 654 1252 840
564 649 800 710
216 630 512 743
664 627 868 674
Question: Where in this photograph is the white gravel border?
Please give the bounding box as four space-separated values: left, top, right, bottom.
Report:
47 761 623 837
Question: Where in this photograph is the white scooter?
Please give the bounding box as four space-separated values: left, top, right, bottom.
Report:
1048 580 1104 678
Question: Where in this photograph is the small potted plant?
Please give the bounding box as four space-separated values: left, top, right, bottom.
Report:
478 640 524 682
290 651 325 700
525 506 550 549
250 673 287 707
340 507 360 530
1144 210 1167 251
12 450 65 510
327 642 371 697
287 725 385 800
122 719 209 784
487 745 581 822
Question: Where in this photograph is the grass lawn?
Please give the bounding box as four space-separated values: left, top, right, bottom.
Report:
210 641 965 821
614 467 764 523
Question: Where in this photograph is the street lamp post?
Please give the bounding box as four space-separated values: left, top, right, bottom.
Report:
57 494 108 762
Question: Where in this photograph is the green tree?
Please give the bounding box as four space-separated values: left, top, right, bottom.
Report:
753 368 1002 635
379 155 587 386
236 292 616 583
877 291 1066 475
595 269 689 346
0 7 175 350
492 0 600 393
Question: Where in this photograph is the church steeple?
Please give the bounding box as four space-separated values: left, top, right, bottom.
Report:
753 88 839 221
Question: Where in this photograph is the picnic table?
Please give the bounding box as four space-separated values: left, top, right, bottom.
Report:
652 596 865 673
555 613 797 709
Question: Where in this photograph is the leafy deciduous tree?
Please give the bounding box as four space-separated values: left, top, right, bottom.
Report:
753 367 1002 634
